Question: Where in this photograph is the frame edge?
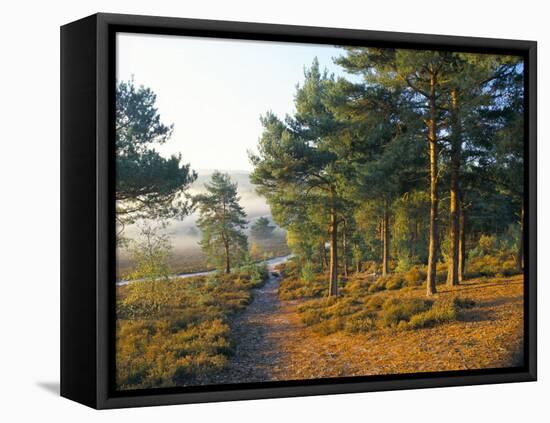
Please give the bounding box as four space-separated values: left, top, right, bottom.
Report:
83 12 537 409
60 14 99 409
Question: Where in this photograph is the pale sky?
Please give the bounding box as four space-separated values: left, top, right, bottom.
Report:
116 33 353 171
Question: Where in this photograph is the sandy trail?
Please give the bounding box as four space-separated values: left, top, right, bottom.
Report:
206 273 299 384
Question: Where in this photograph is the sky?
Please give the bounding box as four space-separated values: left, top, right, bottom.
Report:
116 33 354 172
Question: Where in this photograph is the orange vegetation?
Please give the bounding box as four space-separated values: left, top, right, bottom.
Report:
270 275 524 380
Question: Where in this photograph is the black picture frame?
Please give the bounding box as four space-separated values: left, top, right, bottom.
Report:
60 12 537 409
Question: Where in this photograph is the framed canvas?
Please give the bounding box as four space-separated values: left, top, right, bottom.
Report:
60 13 537 409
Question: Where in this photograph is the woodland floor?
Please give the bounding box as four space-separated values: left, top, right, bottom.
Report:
206 273 524 384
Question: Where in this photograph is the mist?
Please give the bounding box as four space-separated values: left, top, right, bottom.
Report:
117 170 287 276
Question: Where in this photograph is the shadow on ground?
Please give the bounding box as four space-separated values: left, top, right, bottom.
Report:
36 381 60 396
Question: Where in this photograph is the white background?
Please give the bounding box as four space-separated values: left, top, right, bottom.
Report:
0 0 546 421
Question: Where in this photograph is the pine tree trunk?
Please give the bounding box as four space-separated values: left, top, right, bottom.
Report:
329 208 339 297
323 242 328 271
426 75 439 296
382 205 390 277
458 206 466 282
343 219 349 277
517 206 524 272
320 243 325 272
447 89 461 287
222 196 231 274
224 240 231 274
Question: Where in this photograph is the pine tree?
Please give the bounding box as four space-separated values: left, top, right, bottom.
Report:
250 216 276 239
195 171 248 274
327 77 425 277
336 48 457 295
251 59 347 296
116 79 197 234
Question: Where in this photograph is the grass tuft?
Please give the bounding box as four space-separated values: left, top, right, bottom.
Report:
407 302 458 329
380 298 433 328
453 296 476 309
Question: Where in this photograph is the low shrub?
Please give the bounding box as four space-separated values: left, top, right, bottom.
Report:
344 310 377 333
453 296 475 309
501 258 520 276
407 302 457 329
298 297 359 319
395 256 414 272
172 352 228 383
288 262 487 339
238 260 269 286
364 261 379 274
385 274 405 290
368 283 385 294
380 298 433 328
312 319 346 335
296 290 468 336
469 234 498 258
116 267 270 389
278 278 305 300
343 278 372 297
297 297 374 335
466 254 520 278
365 295 384 311
278 275 326 300
300 308 326 326
297 297 338 313
116 318 232 389
367 275 389 292
374 275 387 285
276 260 300 279
404 267 425 287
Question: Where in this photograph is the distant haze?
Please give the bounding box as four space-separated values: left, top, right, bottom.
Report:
116 33 352 171
120 169 280 259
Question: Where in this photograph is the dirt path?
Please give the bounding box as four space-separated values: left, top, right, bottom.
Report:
207 273 298 384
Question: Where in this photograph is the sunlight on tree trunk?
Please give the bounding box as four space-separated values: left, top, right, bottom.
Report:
382 206 390 277
458 206 466 282
320 243 326 272
224 239 231 274
426 75 439 296
343 219 349 277
329 209 339 297
447 89 461 287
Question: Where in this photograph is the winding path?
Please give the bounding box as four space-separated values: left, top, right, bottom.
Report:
206 272 298 384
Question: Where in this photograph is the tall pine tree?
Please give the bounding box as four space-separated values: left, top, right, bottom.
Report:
251 59 347 296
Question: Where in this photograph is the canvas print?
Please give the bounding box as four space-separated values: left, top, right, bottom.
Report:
115 33 525 391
